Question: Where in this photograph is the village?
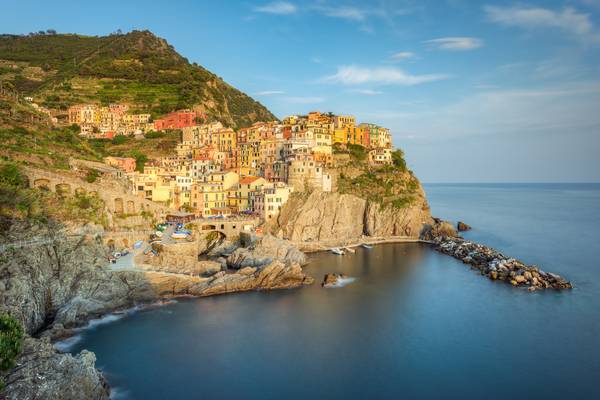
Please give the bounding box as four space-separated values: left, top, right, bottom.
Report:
67 104 394 223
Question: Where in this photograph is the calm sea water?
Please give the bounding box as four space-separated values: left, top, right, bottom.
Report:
70 183 600 399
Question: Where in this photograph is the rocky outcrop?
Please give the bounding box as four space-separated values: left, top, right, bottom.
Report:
1 336 109 400
270 191 432 244
140 241 222 277
321 273 348 288
0 223 131 334
226 234 307 269
433 236 572 290
116 260 314 299
457 221 471 232
419 218 458 241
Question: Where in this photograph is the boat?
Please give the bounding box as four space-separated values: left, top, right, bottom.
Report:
330 248 345 255
361 243 373 249
171 232 188 239
344 247 356 254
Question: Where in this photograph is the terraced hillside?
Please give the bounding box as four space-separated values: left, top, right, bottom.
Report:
0 30 276 128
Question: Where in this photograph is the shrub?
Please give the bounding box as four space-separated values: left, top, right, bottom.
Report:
0 313 24 388
0 164 25 188
144 131 164 139
85 169 100 183
111 135 129 145
391 149 407 171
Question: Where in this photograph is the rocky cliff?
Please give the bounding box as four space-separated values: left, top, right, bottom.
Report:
270 189 433 244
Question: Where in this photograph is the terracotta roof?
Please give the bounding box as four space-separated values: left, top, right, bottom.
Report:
239 176 261 184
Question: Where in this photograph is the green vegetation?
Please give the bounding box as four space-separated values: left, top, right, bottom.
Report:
0 313 24 389
391 149 407 172
85 169 99 183
333 143 368 162
337 148 419 210
0 162 107 229
0 124 102 169
0 30 276 128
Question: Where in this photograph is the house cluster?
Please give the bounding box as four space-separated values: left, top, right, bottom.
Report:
110 111 393 221
68 104 207 138
68 104 153 138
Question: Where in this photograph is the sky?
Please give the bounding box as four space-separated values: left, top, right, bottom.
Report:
3 0 600 182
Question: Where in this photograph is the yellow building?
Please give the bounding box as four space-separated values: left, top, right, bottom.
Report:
236 176 267 212
238 141 261 176
333 115 355 129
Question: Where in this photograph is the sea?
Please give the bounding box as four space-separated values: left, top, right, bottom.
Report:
66 183 600 399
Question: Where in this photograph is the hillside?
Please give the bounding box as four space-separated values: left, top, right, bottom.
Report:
0 30 276 128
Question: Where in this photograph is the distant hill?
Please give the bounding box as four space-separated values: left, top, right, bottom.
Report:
0 30 276 128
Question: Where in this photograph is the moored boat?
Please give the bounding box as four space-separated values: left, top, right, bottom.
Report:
361 243 373 249
330 247 345 255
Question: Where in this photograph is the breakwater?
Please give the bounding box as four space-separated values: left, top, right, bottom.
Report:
433 236 572 290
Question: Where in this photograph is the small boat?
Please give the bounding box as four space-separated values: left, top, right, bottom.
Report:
330 248 345 255
133 240 143 249
344 247 356 254
361 243 373 249
171 232 188 239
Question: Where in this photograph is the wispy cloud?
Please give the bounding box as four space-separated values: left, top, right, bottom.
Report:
425 37 483 50
349 89 383 95
316 5 367 21
484 5 599 41
255 1 297 15
391 51 416 60
285 96 325 104
321 65 449 86
255 90 285 96
311 57 323 64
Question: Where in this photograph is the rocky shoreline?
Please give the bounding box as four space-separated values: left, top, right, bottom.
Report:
0 219 574 399
432 236 572 290
0 224 314 400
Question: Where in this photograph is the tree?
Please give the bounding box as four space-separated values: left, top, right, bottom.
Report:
391 149 407 171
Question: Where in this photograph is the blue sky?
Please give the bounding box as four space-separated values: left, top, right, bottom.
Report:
4 0 600 182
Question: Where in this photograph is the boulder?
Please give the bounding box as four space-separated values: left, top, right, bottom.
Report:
457 221 472 232
321 273 348 288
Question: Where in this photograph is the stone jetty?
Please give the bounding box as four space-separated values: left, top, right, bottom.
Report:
433 237 572 291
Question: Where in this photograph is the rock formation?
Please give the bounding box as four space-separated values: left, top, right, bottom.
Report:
270 190 432 244
321 273 348 288
457 221 472 232
1 337 110 400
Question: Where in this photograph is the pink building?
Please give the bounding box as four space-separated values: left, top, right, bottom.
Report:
154 110 206 130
